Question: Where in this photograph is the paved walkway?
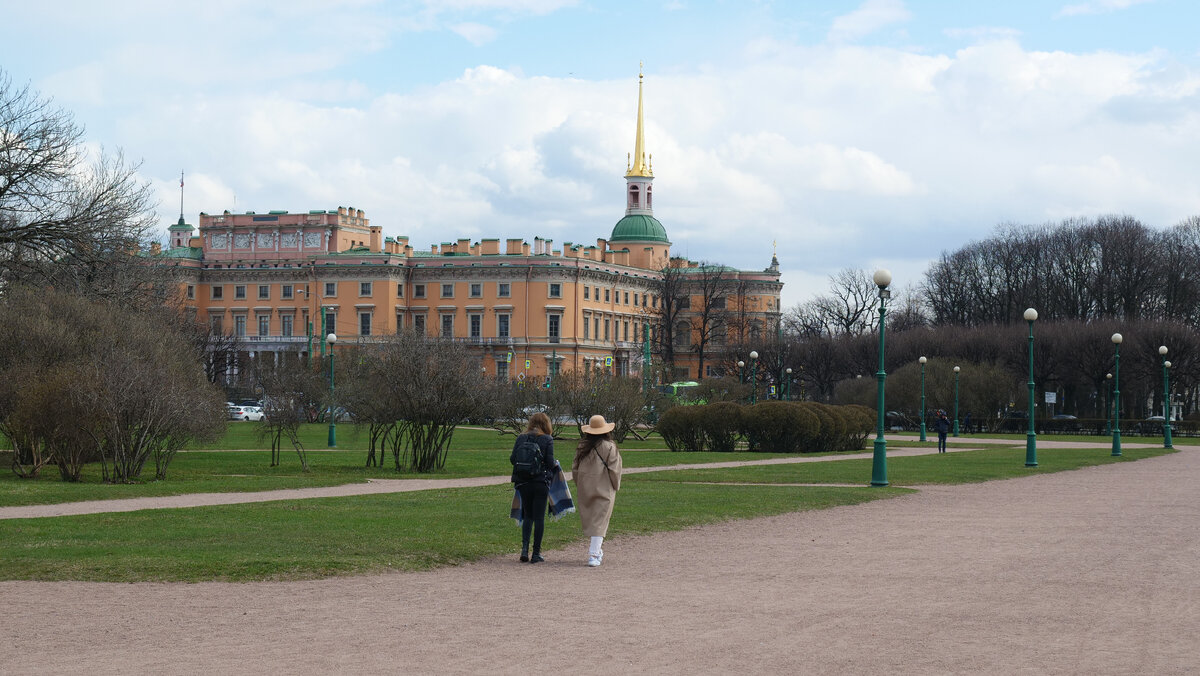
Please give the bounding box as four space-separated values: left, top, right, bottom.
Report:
0 437 1159 520
0 444 1191 674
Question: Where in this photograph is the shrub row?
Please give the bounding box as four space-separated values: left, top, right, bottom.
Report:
657 401 874 453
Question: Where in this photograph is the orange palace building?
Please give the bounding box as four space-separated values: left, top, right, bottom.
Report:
157 73 782 383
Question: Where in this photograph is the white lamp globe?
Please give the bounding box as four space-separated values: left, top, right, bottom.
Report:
1024 308 1038 322
873 269 892 288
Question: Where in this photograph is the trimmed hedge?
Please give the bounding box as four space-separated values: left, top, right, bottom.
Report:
653 401 873 453
656 405 707 452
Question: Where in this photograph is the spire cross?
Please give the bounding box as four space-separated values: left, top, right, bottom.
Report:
179 170 185 220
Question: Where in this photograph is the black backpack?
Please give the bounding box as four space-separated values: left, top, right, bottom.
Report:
512 437 545 483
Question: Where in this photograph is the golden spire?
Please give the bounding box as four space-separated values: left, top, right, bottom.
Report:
626 63 653 178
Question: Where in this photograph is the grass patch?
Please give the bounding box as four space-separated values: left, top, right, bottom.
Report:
0 447 808 507
0 480 908 582
638 446 1177 486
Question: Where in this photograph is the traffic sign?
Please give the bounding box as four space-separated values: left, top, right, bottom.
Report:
604 356 613 367
506 351 513 363
517 372 525 381
525 359 531 369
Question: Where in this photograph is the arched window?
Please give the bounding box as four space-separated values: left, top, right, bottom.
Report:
646 186 652 208
629 185 640 207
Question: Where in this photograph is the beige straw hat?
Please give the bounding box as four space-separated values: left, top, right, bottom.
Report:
583 414 615 435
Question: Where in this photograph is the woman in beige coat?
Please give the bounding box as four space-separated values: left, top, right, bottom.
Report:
572 415 622 567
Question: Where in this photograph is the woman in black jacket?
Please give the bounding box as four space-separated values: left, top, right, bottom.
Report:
510 411 556 563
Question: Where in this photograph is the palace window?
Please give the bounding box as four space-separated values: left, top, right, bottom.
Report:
324 282 336 297
583 313 590 340
186 285 195 300
604 289 610 303
497 314 510 338
282 285 293 299
413 314 426 335
548 315 561 343
258 285 270 300
584 287 590 300
469 313 482 338
235 285 246 300
281 315 293 337
258 315 269 337
470 283 482 298
549 283 561 298
396 284 404 298
359 312 372 336
441 283 454 298
414 284 426 299
324 311 336 334
498 282 511 298
441 314 454 338
360 282 372 296
234 315 246 337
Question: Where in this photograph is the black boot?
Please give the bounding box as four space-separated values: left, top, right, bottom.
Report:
530 550 544 564
520 542 530 563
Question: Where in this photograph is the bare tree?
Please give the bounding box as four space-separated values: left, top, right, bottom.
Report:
689 262 730 379
0 70 155 294
650 262 689 380
258 362 326 470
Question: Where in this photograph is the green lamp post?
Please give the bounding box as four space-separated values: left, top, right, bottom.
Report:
327 332 337 448
1105 372 1113 435
1159 346 1173 449
918 356 928 442
785 367 793 401
1024 308 1038 467
870 268 892 487
1111 333 1122 457
952 365 961 437
749 351 759 404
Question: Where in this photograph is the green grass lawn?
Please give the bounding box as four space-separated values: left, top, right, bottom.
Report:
0 444 814 507
638 446 1176 485
0 479 909 582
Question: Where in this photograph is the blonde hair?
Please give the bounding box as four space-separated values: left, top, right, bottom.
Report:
525 411 553 437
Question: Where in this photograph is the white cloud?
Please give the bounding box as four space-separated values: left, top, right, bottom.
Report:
828 0 911 43
1057 0 1153 17
450 22 499 45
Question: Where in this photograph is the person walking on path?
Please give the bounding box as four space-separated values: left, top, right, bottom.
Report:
934 410 951 453
572 415 623 567
510 412 556 563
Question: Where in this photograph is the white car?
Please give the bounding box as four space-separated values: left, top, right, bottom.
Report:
241 406 265 422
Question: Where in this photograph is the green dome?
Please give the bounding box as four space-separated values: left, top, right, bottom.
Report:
610 214 669 243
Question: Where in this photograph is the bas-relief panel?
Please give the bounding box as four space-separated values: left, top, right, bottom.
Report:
303 232 322 248
256 233 275 248
280 233 298 248
210 233 228 249
233 233 251 249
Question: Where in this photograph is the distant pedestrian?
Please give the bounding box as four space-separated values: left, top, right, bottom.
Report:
572 415 622 567
934 411 951 453
510 412 556 563
963 412 972 435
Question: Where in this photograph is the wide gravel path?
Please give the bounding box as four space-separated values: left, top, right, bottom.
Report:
0 442 1193 674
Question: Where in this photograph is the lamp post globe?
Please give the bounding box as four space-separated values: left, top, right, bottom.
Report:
1111 333 1123 456
918 356 928 442
1160 346 1173 448
1023 308 1038 467
952 366 961 437
326 333 337 448
870 268 892 487
749 351 759 404
737 360 745 384
785 367 793 401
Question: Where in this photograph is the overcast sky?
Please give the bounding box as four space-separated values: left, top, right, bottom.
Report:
4 0 1198 308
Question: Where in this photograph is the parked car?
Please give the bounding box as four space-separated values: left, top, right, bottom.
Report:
227 405 250 421
1136 416 1175 435
1050 414 1082 432
241 406 265 422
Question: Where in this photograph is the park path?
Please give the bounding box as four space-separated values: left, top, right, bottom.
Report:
0 437 1160 520
0 444 1193 674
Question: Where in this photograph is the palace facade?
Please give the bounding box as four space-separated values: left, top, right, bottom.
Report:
157 73 782 384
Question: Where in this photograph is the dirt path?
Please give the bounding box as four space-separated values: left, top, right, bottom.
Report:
0 437 1160 520
1 444 1194 674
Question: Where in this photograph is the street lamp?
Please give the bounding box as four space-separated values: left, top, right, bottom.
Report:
749 351 759 404
1160 346 1173 449
919 356 928 442
327 332 337 448
737 360 745 384
870 268 892 487
1024 308 1038 467
785 367 793 401
1111 333 1122 457
952 366 961 437
1105 372 1113 435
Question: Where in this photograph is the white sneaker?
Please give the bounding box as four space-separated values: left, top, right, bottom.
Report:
587 554 601 567
597 549 603 563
